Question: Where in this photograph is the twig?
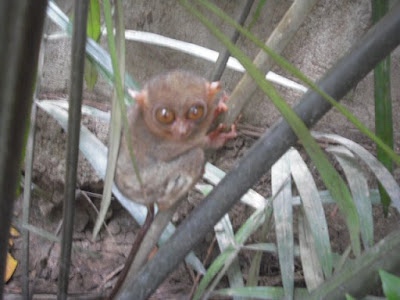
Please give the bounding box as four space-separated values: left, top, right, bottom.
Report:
80 190 116 243
31 220 63 297
189 236 217 299
210 0 255 81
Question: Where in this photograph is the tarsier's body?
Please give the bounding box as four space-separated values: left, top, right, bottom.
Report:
111 71 236 298
115 70 236 210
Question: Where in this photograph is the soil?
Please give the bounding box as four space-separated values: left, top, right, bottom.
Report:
4 106 400 299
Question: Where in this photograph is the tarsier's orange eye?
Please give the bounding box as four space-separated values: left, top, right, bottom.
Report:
187 105 204 121
155 107 175 124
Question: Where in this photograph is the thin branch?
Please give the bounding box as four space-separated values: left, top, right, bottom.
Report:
210 0 255 81
57 1 89 299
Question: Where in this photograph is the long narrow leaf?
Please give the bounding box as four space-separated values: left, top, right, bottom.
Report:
379 270 400 299
122 30 307 92
298 210 324 291
327 146 374 249
214 215 245 299
272 151 294 298
289 148 332 277
243 243 300 257
372 0 394 215
247 208 274 287
312 132 400 212
93 0 126 239
84 0 101 90
180 0 361 256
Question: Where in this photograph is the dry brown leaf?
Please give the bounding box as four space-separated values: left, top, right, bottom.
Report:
4 252 18 282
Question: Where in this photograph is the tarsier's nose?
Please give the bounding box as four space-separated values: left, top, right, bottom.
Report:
172 119 190 138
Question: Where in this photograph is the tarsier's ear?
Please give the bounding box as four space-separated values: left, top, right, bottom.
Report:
206 81 221 101
128 88 148 107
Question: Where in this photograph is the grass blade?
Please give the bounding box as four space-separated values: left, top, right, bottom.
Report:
312 132 400 212
298 210 324 291
379 270 400 299
327 146 374 249
372 0 394 215
289 148 332 277
84 0 101 90
92 0 126 240
246 209 274 287
214 214 245 299
272 151 294 298
247 0 268 30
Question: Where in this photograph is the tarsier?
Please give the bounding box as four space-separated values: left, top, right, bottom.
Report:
115 70 236 210
111 70 236 298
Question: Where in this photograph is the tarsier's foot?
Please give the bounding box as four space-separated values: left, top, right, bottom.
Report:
206 123 237 149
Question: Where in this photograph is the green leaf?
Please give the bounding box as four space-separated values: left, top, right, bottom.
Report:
248 0 267 30
214 214 245 297
84 0 101 90
87 0 101 41
84 58 98 90
379 270 400 300
180 0 361 256
372 0 394 216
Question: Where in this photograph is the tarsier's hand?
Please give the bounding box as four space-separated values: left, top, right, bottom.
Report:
115 70 236 210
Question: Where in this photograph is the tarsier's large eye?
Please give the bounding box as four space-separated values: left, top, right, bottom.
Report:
155 107 175 124
187 105 204 121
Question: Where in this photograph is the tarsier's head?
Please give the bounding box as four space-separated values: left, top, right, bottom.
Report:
129 70 221 141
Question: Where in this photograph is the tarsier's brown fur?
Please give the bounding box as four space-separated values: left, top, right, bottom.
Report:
115 70 236 210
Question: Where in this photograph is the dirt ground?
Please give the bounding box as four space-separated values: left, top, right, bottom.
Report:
4 105 400 299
